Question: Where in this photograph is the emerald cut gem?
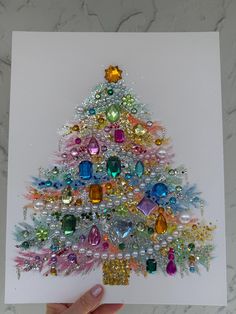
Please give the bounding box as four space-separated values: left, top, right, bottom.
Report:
146 258 157 273
62 214 76 235
107 156 121 178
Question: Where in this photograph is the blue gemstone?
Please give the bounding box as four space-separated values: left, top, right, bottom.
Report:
65 178 73 185
89 108 96 115
152 183 168 197
79 160 93 180
114 220 133 238
125 173 132 179
169 197 176 204
135 160 144 177
45 180 52 187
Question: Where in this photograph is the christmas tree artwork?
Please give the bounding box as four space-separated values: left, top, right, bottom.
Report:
14 65 215 285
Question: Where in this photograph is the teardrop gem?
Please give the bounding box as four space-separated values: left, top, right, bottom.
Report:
155 213 167 234
61 186 73 205
106 104 120 122
88 225 101 246
89 184 103 204
87 137 100 155
107 156 121 178
166 260 177 275
135 160 144 177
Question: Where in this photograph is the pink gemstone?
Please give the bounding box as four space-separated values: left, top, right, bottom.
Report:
87 137 100 155
169 248 174 253
114 129 125 143
75 137 81 144
168 253 175 260
166 260 177 275
70 147 79 157
88 225 101 246
102 242 109 250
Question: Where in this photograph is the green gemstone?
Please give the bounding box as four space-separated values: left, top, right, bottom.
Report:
52 211 62 220
106 104 120 122
21 241 30 249
119 243 125 250
36 227 49 241
107 156 121 178
188 243 195 251
146 258 157 273
62 214 76 235
107 88 113 95
135 160 144 177
137 222 145 232
148 227 154 235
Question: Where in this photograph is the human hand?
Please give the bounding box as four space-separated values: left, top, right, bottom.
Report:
46 284 124 314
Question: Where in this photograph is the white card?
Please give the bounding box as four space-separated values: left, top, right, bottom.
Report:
5 32 227 305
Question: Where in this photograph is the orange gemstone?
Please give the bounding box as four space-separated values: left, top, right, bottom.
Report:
75 198 82 206
155 213 167 234
155 138 162 146
89 184 103 204
72 124 80 132
50 267 57 276
158 207 164 214
105 65 122 83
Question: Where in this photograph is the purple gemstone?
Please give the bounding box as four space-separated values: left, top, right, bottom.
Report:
88 225 101 246
168 253 175 260
70 147 79 157
114 129 125 143
67 253 77 263
87 137 100 155
101 145 107 152
137 197 156 216
35 256 41 261
50 256 57 264
79 234 86 242
102 242 109 250
166 260 177 275
75 137 81 144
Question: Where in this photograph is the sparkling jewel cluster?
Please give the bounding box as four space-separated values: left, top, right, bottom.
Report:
14 65 215 285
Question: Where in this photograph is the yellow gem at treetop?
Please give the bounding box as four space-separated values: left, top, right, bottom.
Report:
105 65 122 83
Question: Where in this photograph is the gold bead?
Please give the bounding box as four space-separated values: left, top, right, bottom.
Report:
155 138 162 145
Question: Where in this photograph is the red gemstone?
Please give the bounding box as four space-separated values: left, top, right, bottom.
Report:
114 129 125 143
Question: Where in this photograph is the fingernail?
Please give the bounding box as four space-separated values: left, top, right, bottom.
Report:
90 285 103 298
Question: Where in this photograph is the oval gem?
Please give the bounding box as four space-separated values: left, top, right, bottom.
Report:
106 104 120 122
152 183 168 197
155 213 167 234
62 214 76 235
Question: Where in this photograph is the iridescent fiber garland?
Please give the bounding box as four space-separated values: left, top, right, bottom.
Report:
14 65 215 284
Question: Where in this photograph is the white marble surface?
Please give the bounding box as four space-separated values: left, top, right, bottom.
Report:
0 1 235 313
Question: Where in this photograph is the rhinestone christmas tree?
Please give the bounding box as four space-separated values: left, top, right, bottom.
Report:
14 65 215 284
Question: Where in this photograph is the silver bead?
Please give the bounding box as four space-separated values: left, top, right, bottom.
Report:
72 244 79 251
54 230 60 236
65 241 72 247
53 204 60 211
41 210 48 216
133 188 140 193
84 206 91 212
145 177 151 183
147 248 153 255
69 207 75 213
76 206 83 213
121 196 127 202
60 235 66 241
140 183 146 189
150 172 156 178
139 249 145 256
177 224 184 231
61 206 68 212
46 217 52 223
173 230 179 237
154 244 160 250
167 236 173 243
46 203 53 210
50 224 56 230
114 199 120 206
107 201 113 208
79 248 85 254
127 192 134 198
109 254 115 260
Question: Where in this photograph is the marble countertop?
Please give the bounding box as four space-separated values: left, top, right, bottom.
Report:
0 1 235 313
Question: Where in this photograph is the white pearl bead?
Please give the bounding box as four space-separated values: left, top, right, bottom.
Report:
154 244 160 250
145 177 151 183
124 253 131 260
86 250 93 257
60 236 66 241
76 206 83 213
46 203 53 210
139 249 145 256
114 200 120 206
117 253 123 259
54 230 60 236
132 251 138 258
94 252 100 258
167 236 173 243
140 183 146 189
46 217 52 223
173 230 179 237
50 224 56 230
109 254 115 260
177 224 184 231
147 248 153 255
66 241 72 247
127 192 134 198
107 201 113 208
161 241 167 247
101 253 108 260
72 245 79 251
79 248 85 254
53 204 61 211
121 196 127 202
69 207 75 213
179 213 191 224
33 200 45 210
134 188 140 193
41 210 48 216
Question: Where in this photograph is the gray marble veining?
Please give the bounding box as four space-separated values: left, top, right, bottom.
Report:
0 0 236 313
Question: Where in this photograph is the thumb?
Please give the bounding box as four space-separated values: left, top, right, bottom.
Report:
66 284 104 314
